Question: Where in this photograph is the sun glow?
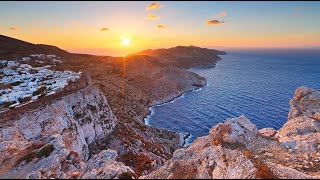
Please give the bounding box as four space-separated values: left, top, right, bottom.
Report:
120 36 131 46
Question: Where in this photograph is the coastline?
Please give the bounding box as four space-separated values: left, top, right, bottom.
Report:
143 83 205 147
142 66 217 147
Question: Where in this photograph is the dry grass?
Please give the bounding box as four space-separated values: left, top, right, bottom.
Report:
239 148 275 179
170 161 198 179
121 152 152 176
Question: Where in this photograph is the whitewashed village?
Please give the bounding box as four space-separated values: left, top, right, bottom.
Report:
0 54 81 112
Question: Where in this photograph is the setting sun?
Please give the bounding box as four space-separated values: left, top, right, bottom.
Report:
120 36 131 46
1 2 320 179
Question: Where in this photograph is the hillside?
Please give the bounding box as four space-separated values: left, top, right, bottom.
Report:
0 35 68 59
129 45 226 69
0 36 224 177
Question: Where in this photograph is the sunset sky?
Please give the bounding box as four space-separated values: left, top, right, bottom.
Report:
1 1 320 56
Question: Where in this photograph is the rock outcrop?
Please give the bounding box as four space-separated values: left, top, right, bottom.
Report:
276 86 320 152
0 80 128 178
142 86 320 179
80 54 207 176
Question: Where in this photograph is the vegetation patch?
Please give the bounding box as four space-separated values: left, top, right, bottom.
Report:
117 172 134 179
37 144 54 159
87 103 97 112
38 93 47 99
1 101 16 108
17 151 37 165
10 81 22 86
74 112 83 119
81 116 92 125
18 96 32 104
170 161 198 179
32 86 47 96
29 69 38 74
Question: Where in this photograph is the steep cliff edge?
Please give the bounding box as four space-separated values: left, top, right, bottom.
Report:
1 35 216 177
0 78 135 179
142 86 320 179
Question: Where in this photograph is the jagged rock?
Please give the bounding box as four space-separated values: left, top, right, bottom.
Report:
141 135 256 179
210 115 259 146
259 128 277 138
81 149 136 179
276 86 320 152
141 86 320 179
266 162 318 179
0 82 118 178
142 116 263 179
288 86 320 120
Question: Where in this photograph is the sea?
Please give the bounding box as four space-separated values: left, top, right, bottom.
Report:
144 48 320 145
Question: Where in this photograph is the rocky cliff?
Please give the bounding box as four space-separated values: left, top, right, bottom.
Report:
142 86 320 179
1 35 214 177
0 78 134 179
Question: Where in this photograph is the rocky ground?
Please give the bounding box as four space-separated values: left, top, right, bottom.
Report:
142 86 320 179
2 35 319 179
0 35 223 177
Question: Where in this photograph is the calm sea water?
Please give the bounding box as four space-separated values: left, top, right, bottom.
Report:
145 49 320 144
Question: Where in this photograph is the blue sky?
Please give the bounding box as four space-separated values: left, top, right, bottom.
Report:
1 1 320 55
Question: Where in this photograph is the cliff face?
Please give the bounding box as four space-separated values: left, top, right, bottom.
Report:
123 55 207 105
1 39 215 177
142 86 320 179
76 54 207 176
0 81 133 178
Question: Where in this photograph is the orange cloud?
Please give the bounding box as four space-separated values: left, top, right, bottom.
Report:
216 11 227 17
206 20 224 25
156 24 166 29
145 13 160 20
9 27 17 31
100 27 110 31
146 2 160 10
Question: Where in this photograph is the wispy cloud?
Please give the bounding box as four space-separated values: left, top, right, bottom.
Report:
216 11 227 17
156 24 166 29
100 27 110 31
145 13 160 20
206 20 224 25
9 27 18 31
146 2 160 10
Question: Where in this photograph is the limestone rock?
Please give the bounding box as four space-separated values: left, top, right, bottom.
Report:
276 86 320 152
210 115 259 146
259 128 277 138
0 83 118 178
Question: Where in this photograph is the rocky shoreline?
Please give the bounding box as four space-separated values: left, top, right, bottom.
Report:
144 84 206 147
142 86 320 179
4 35 320 179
